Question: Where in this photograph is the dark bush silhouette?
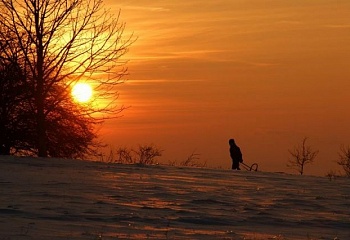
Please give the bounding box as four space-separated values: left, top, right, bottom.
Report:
100 145 162 165
338 145 350 177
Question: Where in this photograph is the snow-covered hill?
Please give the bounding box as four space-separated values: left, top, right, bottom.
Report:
0 156 349 239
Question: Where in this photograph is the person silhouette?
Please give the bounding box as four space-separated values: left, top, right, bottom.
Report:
229 139 243 170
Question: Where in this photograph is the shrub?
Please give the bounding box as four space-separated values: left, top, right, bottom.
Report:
338 145 350 177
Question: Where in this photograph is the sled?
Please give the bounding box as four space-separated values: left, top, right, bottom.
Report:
241 162 258 171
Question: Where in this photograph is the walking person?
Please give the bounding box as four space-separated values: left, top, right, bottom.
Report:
229 139 243 170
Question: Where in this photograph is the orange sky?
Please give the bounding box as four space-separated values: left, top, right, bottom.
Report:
100 0 350 176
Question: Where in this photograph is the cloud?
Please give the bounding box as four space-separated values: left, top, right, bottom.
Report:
126 79 203 84
119 5 170 12
324 24 350 29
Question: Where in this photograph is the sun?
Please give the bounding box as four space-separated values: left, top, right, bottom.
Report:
71 82 93 103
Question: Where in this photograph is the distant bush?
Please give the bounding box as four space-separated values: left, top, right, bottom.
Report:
133 145 162 165
168 152 207 168
337 145 350 177
99 146 208 168
325 170 341 181
99 144 162 165
116 147 133 164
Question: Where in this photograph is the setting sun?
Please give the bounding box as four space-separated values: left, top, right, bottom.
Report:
71 82 93 103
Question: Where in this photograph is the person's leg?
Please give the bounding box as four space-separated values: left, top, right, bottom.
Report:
232 162 239 170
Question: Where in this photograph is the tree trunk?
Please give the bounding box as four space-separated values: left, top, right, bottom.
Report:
37 100 47 157
300 163 304 175
35 3 47 157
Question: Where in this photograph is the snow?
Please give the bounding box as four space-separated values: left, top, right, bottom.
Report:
0 156 349 239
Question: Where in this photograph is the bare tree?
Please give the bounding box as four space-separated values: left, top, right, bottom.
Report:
338 145 350 177
287 137 319 175
0 0 133 157
0 29 99 158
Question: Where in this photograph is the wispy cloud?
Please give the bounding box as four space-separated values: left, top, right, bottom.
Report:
119 5 170 12
324 24 350 29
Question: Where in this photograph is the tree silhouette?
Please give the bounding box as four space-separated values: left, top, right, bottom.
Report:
287 137 319 175
0 51 97 157
0 0 133 157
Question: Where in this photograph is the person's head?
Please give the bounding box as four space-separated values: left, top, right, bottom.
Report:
229 139 235 146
